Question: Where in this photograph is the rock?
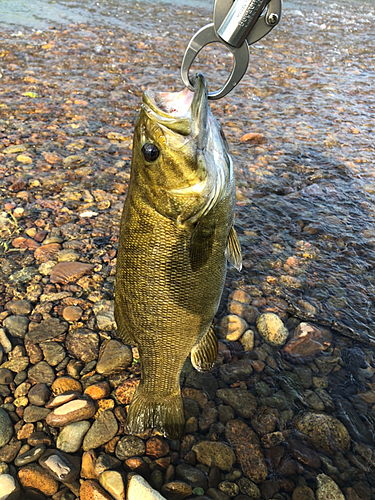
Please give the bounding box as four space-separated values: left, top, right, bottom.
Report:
50 262 95 284
283 322 332 362
192 441 235 472
0 368 14 384
80 479 114 500
0 474 21 500
206 488 230 500
38 449 79 483
216 388 257 419
28 361 55 385
256 313 289 346
17 463 59 496
219 358 253 385
0 408 13 447
6 300 31 316
316 473 345 500
66 328 99 363
161 480 192 499
96 340 132 375
1 356 29 373
26 318 68 343
115 435 146 460
23 406 51 423
14 444 46 466
63 306 83 322
288 439 321 469
40 342 65 366
46 396 96 427
81 450 99 480
218 481 239 497
226 420 268 484
251 406 279 436
146 437 170 459
127 474 167 500
0 329 12 353
176 464 208 490
83 410 118 451
261 431 285 448
218 315 248 341
27 432 52 447
46 392 79 409
8 267 38 284
51 376 82 395
294 412 350 455
0 438 22 463
56 420 91 452
94 453 121 475
84 381 111 400
239 330 254 352
3 316 29 338
292 485 315 500
99 470 125 500
237 477 260 498
93 300 116 331
115 378 139 404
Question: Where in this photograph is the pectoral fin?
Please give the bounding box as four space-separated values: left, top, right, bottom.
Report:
225 226 242 271
191 323 218 372
189 218 216 272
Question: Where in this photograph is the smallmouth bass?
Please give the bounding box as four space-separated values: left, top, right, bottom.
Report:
115 74 242 439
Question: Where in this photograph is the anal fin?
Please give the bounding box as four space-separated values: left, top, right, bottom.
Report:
225 226 242 271
191 323 218 372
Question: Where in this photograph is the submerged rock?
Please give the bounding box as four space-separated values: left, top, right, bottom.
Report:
192 441 236 472
127 474 167 500
282 322 332 362
316 473 345 500
256 313 289 346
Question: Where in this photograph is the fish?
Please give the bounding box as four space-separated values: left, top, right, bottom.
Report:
114 73 242 439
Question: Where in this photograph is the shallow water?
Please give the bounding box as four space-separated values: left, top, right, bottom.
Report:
0 0 375 497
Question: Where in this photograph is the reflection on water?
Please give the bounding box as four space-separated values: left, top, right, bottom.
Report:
0 0 374 498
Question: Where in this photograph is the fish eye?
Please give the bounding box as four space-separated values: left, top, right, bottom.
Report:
142 143 160 162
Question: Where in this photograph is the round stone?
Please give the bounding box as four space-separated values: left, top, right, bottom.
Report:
0 368 14 385
218 315 248 341
40 342 65 366
38 449 79 483
115 436 146 461
57 420 91 453
146 437 170 459
80 480 114 500
14 444 46 466
28 383 51 406
84 381 111 400
239 329 254 352
46 396 96 427
51 376 82 395
256 313 289 346
6 300 32 316
28 361 55 386
0 408 13 447
63 306 83 322
127 475 166 500
23 406 51 423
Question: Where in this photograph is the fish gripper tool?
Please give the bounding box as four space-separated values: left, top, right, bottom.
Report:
181 0 282 100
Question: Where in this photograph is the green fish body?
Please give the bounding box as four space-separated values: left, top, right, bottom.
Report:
115 74 241 438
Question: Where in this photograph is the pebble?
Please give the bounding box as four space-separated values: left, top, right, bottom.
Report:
5 300 31 316
256 313 289 346
28 383 51 406
161 480 192 499
46 392 79 409
56 420 91 453
115 378 140 404
63 305 83 322
25 318 68 344
94 453 121 475
192 441 235 472
27 431 52 447
80 479 114 500
282 322 332 362
81 450 99 480
84 381 111 400
146 437 170 459
226 420 268 484
40 341 65 366
99 470 125 500
0 329 12 353
115 435 146 460
127 474 167 500
176 464 208 491
218 315 248 341
65 328 100 363
239 330 254 352
83 410 118 451
218 481 239 497
50 261 96 284
46 396 96 427
0 368 14 385
51 376 82 395
294 412 350 455
23 405 51 423
216 388 257 419
96 339 132 375
220 358 253 385
28 361 55 385
292 485 315 500
237 477 260 498
93 300 116 331
316 473 345 500
38 448 79 483
1 356 29 373
3 316 29 339
0 474 21 500
18 463 59 496
14 444 46 466
0 408 13 448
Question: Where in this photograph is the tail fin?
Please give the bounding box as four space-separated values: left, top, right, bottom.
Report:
126 386 185 439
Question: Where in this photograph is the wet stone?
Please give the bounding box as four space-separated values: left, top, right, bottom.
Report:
239 330 255 352
216 388 257 419
96 339 132 375
316 473 345 500
46 396 96 427
65 328 99 363
14 444 46 466
57 420 91 453
93 300 116 331
220 358 253 385
50 262 95 284
256 313 289 347
283 323 332 362
1 356 29 373
0 368 14 384
115 435 146 460
146 436 170 459
161 480 192 500
40 342 65 366
28 383 51 406
26 318 68 344
98 470 125 500
46 392 79 409
51 375 82 395
237 477 261 498
176 464 208 490
94 453 121 475
0 437 22 463
63 305 83 322
292 485 315 500
82 410 118 451
0 408 13 447
3 316 29 338
28 361 55 385
0 329 12 354
218 315 248 341
84 381 111 400
23 405 51 423
18 463 59 496
206 488 230 500
192 441 236 472
39 448 79 483
6 299 32 316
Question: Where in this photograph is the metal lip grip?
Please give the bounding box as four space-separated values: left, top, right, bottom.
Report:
181 0 282 100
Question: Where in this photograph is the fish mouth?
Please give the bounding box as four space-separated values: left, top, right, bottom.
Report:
142 74 208 142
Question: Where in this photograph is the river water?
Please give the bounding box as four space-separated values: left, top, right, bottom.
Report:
1 0 375 497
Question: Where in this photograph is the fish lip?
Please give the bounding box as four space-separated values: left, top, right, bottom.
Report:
190 73 209 148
